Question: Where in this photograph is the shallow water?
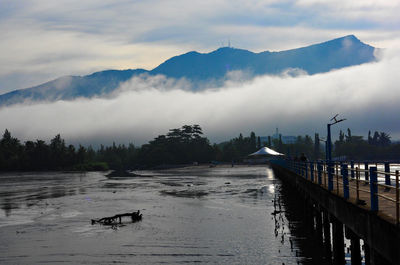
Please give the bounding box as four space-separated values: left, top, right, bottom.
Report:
0 166 330 264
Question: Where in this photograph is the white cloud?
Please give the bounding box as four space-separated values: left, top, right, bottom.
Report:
0 48 399 146
294 0 400 24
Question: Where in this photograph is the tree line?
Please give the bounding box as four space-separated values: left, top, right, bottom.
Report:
0 125 259 171
269 128 396 161
0 126 398 171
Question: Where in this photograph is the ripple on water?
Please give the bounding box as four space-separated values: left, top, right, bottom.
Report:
61 210 81 218
160 189 209 198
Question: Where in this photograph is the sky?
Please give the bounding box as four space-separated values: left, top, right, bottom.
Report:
0 0 400 145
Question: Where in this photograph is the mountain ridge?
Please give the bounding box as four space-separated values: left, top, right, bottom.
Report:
0 35 377 106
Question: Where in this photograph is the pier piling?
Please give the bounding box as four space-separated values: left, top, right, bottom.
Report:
332 217 345 265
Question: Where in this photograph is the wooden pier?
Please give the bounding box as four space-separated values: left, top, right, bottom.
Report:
270 159 400 265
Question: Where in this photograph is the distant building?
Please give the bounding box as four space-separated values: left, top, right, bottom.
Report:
260 128 296 145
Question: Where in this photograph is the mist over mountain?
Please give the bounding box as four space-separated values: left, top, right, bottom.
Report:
0 35 376 106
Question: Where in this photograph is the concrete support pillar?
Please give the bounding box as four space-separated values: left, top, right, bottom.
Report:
345 227 361 265
364 243 371 265
323 211 332 260
304 198 314 232
370 249 391 265
332 217 345 265
351 236 361 265
315 209 323 244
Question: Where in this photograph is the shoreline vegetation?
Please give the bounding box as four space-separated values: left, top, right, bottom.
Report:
0 125 397 173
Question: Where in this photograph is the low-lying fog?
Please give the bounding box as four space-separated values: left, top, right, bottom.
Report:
0 48 399 146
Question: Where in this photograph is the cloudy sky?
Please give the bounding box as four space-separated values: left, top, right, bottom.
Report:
1 0 399 92
0 0 399 144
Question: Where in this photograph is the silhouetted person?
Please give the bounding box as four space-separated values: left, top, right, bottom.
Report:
300 153 307 162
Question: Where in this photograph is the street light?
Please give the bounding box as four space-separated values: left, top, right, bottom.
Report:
327 114 346 161
326 114 346 191
319 137 327 161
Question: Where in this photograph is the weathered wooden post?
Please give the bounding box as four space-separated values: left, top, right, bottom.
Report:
342 164 349 199
370 167 378 212
384 162 390 186
351 160 355 179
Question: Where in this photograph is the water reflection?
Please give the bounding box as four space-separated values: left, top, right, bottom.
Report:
276 182 333 264
0 167 344 264
1 199 18 217
0 172 91 217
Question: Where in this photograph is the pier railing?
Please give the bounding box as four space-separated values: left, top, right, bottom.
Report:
271 159 400 225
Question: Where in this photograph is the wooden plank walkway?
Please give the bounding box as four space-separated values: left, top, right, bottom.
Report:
305 166 399 225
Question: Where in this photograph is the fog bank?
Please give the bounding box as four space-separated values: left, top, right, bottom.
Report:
0 48 399 146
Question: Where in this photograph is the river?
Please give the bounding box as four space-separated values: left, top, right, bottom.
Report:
0 165 336 264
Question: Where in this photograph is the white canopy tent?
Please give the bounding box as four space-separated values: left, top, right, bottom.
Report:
248 147 284 156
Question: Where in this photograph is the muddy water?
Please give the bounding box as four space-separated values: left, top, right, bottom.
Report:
0 166 329 264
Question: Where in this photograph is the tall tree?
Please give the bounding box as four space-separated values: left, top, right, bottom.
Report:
372 131 380 146
339 130 345 142
257 136 261 149
250 132 256 151
368 130 372 144
378 132 391 146
346 128 352 142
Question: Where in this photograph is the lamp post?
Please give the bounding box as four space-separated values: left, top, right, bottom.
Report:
327 114 346 191
318 137 327 160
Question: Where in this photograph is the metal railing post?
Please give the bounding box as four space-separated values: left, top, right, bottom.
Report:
310 162 314 182
365 162 369 181
336 163 339 194
298 162 301 176
396 170 399 225
350 160 355 179
317 161 322 185
356 167 360 203
384 162 391 186
342 164 349 199
305 162 308 179
370 167 378 212
328 161 333 191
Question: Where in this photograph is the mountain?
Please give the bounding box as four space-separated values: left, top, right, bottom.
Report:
0 35 376 106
